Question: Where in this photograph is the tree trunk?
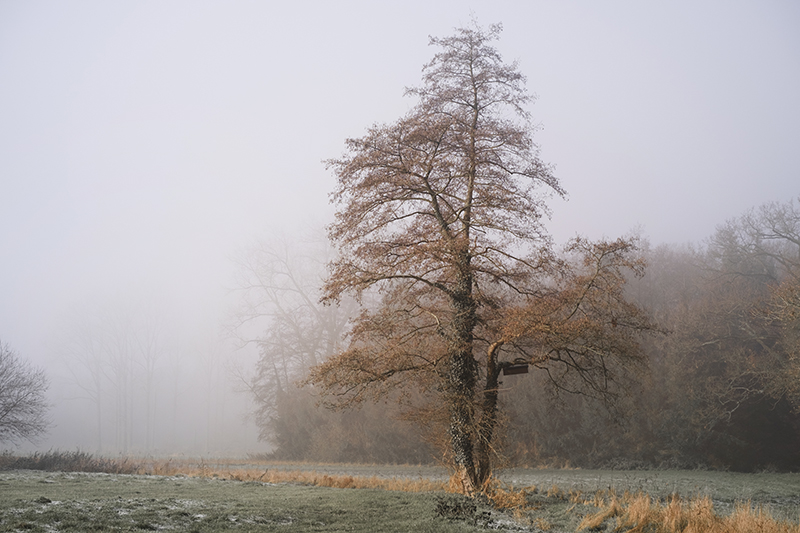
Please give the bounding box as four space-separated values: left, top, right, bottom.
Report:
448 348 478 493
447 263 479 493
475 342 503 487
475 389 499 487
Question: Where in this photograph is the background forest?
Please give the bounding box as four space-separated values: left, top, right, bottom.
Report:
234 197 800 472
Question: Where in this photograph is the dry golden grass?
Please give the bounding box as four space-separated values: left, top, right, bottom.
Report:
141 459 447 493
483 479 530 510
578 491 800 533
547 484 565 498
579 494 624 531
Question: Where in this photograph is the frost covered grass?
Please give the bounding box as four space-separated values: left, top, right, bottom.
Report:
3 453 800 532
0 470 500 532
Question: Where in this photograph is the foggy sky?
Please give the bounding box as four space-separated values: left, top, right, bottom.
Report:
1 1 799 453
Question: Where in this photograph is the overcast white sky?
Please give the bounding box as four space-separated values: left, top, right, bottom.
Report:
1 1 799 377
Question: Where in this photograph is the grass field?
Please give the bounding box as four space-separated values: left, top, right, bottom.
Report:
2 455 800 532
162 461 800 523
0 470 511 532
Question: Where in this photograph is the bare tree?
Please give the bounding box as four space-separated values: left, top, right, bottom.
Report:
0 341 50 444
131 309 166 453
61 317 108 452
618 198 800 469
58 299 172 454
714 197 800 411
309 23 653 493
227 232 356 445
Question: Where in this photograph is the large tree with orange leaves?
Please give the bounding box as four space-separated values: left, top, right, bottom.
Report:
309 23 653 493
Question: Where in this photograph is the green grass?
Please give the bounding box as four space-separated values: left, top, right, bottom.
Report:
0 470 514 532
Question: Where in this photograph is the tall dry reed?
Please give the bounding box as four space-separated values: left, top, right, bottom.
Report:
578 491 800 533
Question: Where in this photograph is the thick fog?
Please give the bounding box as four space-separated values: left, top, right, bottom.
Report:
1 1 798 456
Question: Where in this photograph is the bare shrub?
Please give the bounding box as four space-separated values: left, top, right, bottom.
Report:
0 450 142 474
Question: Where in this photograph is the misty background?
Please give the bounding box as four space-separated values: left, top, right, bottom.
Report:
1 1 798 456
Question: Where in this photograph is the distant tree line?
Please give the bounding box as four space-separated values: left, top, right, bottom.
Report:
57 299 248 456
236 196 800 472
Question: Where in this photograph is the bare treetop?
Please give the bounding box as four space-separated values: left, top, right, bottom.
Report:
325 23 562 304
411 23 530 118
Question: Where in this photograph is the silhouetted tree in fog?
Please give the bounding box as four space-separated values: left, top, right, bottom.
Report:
58 298 238 455
720 197 800 411
228 234 356 447
0 341 49 443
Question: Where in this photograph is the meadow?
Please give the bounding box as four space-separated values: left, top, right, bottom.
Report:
0 470 506 532
2 453 800 532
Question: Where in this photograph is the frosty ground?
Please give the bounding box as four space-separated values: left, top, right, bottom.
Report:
1 465 799 532
0 469 517 532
